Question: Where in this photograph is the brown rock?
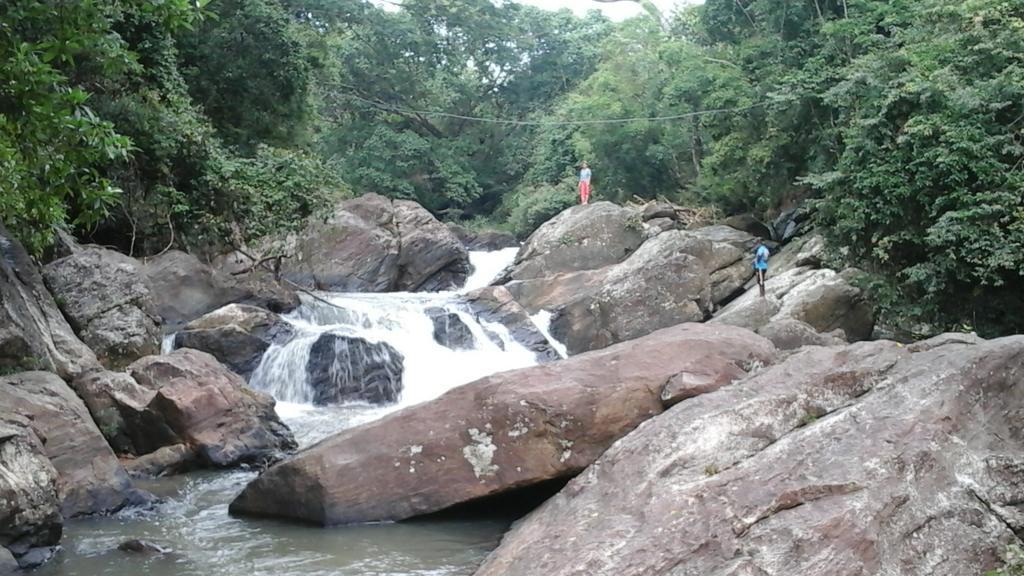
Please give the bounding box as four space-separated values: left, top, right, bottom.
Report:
464 286 561 362
394 200 471 291
0 372 134 517
142 250 249 328
229 323 776 525
756 318 846 351
122 444 196 478
474 337 1024 576
173 304 293 378
128 349 296 467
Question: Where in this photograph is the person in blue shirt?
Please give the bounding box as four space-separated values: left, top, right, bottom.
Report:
753 240 770 297
578 161 592 205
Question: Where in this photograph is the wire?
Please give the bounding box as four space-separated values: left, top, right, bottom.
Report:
344 92 778 126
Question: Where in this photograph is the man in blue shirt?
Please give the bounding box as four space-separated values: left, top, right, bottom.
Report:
753 240 770 297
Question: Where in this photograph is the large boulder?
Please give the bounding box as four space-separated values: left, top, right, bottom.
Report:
547 230 752 354
0 223 101 380
713 266 875 342
464 286 561 362
509 203 644 281
0 420 62 569
306 334 404 405
474 336 1024 576
229 323 776 525
128 349 296 468
42 246 160 368
0 372 135 518
70 370 153 455
447 224 519 251
142 251 248 329
281 194 469 293
173 304 293 378
394 200 471 291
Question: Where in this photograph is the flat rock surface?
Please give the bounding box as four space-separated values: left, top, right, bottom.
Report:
229 323 775 525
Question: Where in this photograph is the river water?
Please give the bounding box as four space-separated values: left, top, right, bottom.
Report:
37 247 560 576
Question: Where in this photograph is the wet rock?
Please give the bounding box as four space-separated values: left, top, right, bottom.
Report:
464 287 561 362
13 547 57 570
394 200 471 291
756 318 846 350
306 334 404 405
129 349 296 467
174 304 293 378
0 547 17 573
509 202 644 281
117 539 169 555
42 246 161 368
504 269 607 315
229 323 775 525
0 420 61 569
475 336 1024 576
122 444 196 478
692 224 760 252
713 266 874 343
0 372 135 517
0 222 101 380
282 194 469 293
427 308 477 351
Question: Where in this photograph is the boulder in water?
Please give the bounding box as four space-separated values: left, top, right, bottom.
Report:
121 444 196 478
229 323 775 525
128 349 297 467
427 308 477 351
42 245 161 368
0 420 62 569
117 539 170 555
464 286 561 362
394 201 472 291
0 372 136 518
306 334 404 405
473 336 1024 576
174 304 294 378
0 222 102 380
509 202 644 281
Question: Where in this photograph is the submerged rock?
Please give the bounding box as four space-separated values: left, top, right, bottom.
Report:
476 336 1024 576
229 323 775 526
306 334 404 405
0 372 135 518
464 286 561 362
427 308 477 351
174 304 294 378
128 349 296 468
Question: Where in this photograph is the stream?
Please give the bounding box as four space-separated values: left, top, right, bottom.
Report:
35 247 559 576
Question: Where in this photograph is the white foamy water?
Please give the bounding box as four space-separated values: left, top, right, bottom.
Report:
462 246 519 292
530 309 569 359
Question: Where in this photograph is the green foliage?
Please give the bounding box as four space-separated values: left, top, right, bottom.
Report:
987 545 1024 576
501 177 578 238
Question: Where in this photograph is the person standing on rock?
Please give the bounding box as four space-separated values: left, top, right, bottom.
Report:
578 161 592 205
753 239 770 297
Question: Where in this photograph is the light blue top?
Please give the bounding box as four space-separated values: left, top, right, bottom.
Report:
580 168 592 182
754 245 770 270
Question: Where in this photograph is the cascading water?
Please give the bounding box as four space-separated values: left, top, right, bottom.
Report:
38 248 566 576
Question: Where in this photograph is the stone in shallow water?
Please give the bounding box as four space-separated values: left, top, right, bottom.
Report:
427 308 477 351
306 334 405 405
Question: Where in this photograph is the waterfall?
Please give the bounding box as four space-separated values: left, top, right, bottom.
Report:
249 249 559 410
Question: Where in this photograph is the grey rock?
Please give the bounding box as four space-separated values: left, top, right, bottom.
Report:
174 304 293 378
0 420 61 569
722 213 772 239
394 200 471 291
474 337 1024 576
142 251 248 329
641 202 676 221
0 222 101 380
447 224 519 251
691 224 760 252
0 372 135 517
122 444 196 478
306 334 404 405
42 246 160 368
756 318 846 351
509 202 644 281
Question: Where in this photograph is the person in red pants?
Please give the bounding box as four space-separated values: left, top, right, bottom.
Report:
578 161 592 205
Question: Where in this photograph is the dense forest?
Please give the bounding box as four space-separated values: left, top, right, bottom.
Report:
2 0 1022 335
